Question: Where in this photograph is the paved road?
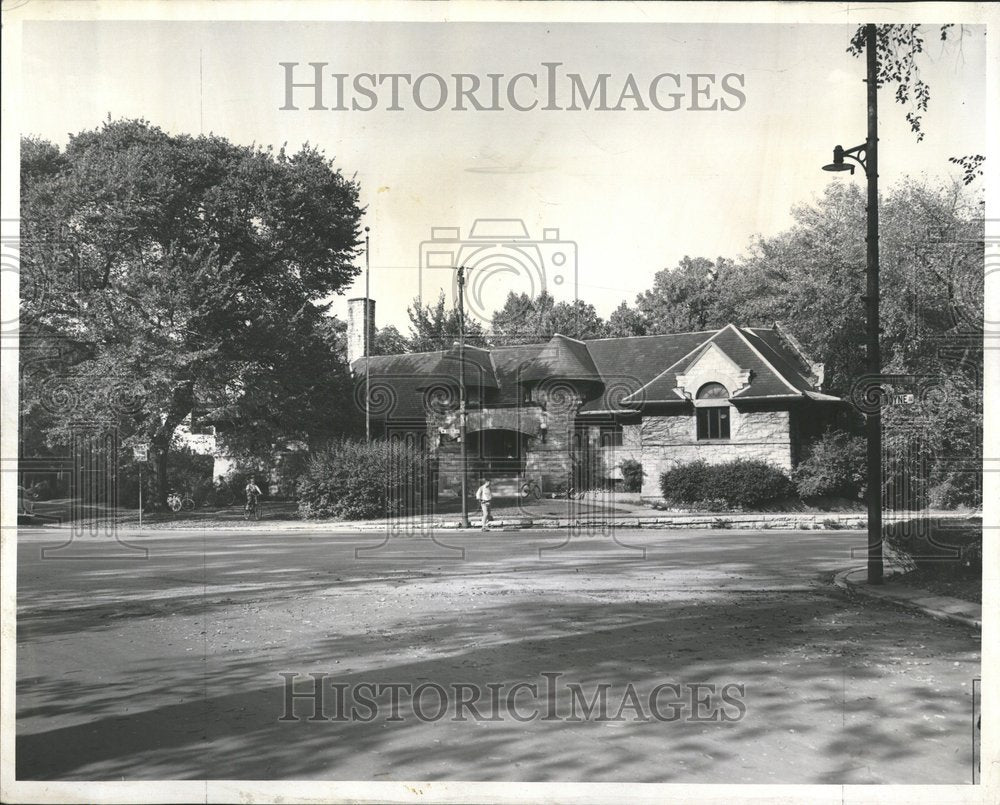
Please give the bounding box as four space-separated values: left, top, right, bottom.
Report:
15 527 980 783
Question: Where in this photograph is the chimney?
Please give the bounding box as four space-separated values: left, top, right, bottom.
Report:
347 297 375 366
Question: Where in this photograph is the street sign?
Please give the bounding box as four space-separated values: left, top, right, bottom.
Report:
133 444 149 462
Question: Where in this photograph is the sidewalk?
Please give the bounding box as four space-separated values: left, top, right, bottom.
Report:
834 566 981 630
17 509 979 535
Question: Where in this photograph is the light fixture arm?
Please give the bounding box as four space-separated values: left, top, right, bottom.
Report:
840 142 869 175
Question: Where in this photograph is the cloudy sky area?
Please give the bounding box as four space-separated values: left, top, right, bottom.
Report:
22 20 986 332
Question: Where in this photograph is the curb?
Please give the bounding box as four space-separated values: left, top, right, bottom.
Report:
22 511 979 536
31 512 874 535
833 566 981 630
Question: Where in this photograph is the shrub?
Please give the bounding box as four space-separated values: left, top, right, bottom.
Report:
793 430 866 499
296 439 428 520
118 442 214 508
619 459 645 493
659 460 713 504
659 458 794 510
883 517 982 576
927 469 981 510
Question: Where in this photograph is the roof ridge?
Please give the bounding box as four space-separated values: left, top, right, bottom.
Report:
726 324 802 394
619 331 718 404
550 332 588 345
768 322 824 387
584 329 720 343
741 327 813 386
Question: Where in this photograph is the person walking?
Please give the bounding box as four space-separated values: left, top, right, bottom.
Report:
475 479 493 532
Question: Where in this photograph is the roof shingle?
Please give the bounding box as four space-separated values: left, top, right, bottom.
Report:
352 323 834 420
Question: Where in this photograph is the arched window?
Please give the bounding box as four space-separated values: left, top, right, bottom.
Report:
695 382 731 440
696 382 729 399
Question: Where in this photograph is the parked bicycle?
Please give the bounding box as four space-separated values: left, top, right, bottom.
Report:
210 477 237 508
551 482 586 500
167 490 195 512
520 478 542 500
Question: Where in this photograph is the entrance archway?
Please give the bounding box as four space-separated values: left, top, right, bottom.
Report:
468 428 529 476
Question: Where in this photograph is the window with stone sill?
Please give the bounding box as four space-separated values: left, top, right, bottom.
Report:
696 382 730 440
600 424 623 447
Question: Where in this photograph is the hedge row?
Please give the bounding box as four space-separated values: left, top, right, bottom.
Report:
659 458 794 509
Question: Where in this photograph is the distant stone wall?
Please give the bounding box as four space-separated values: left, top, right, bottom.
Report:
639 408 793 498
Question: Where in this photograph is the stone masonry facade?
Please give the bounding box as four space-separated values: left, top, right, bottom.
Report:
355 318 843 503
637 409 793 499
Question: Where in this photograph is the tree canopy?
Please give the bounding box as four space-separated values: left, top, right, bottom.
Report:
20 119 364 503
405 291 487 352
490 291 608 345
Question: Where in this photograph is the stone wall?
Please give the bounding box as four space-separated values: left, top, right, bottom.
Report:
423 395 798 500
639 407 793 498
430 391 579 496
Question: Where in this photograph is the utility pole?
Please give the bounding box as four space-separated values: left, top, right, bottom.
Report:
364 226 371 444
457 266 471 529
864 23 883 585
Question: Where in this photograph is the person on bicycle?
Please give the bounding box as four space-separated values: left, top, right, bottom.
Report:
245 476 262 513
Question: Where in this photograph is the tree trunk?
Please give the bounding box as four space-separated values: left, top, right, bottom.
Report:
153 437 170 509
151 381 196 509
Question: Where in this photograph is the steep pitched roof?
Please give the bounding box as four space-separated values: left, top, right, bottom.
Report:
519 334 601 383
619 324 810 405
351 351 445 421
579 331 712 412
746 326 820 392
427 344 499 389
489 343 546 405
352 323 835 420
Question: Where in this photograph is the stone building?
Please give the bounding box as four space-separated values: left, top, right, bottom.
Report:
351 299 843 500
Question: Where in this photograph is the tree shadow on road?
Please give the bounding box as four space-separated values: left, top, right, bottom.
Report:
16 531 980 783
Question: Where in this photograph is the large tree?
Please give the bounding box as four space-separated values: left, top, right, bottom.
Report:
636 256 730 334
490 291 608 345
20 119 364 505
605 301 648 338
406 292 487 352
711 180 982 393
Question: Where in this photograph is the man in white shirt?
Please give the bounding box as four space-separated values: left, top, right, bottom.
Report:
474 479 492 532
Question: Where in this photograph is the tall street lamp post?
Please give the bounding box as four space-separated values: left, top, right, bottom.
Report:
364 226 372 444
456 266 472 529
822 22 883 584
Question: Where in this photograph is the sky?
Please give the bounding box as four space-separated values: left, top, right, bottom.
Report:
20 18 988 333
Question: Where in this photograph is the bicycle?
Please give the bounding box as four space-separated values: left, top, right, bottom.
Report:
211 480 237 508
243 495 262 521
167 490 195 512
520 478 542 500
549 483 585 500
